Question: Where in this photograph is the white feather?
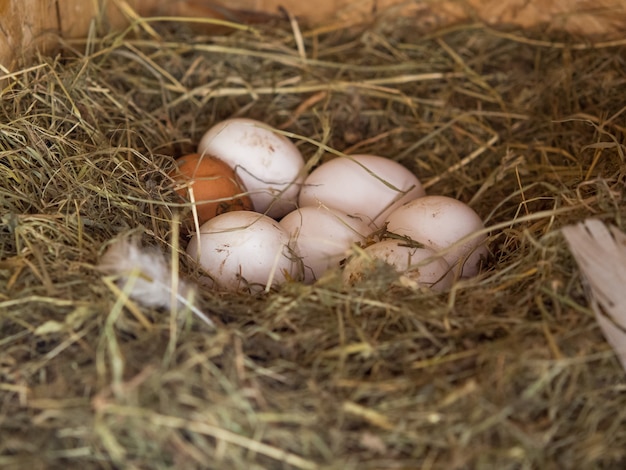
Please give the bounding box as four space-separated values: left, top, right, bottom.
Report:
562 219 626 373
98 237 214 327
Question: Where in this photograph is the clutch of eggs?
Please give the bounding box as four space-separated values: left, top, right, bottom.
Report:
177 118 488 292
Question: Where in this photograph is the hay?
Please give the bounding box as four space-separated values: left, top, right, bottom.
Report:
1 11 626 469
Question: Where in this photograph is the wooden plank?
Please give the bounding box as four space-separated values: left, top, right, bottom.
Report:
1 0 625 72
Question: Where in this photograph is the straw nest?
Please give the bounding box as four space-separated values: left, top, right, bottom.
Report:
1 10 625 470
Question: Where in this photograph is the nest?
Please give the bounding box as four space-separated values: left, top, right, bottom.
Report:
1 10 626 469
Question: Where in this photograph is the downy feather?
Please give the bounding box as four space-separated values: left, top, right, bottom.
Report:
562 219 626 373
98 237 214 327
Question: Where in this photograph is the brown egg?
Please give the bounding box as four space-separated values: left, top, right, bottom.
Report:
170 153 253 225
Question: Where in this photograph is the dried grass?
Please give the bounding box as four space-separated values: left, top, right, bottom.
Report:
1 10 626 470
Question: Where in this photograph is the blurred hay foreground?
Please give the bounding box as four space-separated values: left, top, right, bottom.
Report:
1 12 626 470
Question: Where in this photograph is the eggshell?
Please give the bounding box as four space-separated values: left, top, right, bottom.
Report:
343 239 453 291
170 153 253 225
186 211 296 292
298 154 425 229
385 195 488 277
197 118 305 219
280 206 371 283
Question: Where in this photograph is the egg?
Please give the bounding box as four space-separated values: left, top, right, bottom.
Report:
298 154 425 229
279 206 371 283
197 118 305 219
186 211 296 293
170 153 253 225
343 239 453 291
384 195 488 277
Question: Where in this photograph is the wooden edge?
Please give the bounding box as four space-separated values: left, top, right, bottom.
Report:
1 0 626 73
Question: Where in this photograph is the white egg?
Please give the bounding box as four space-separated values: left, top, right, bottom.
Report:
197 118 305 219
298 154 425 229
186 211 296 292
280 206 371 283
385 195 488 277
343 239 453 291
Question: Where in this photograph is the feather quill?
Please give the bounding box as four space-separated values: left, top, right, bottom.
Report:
562 219 626 373
98 237 214 328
